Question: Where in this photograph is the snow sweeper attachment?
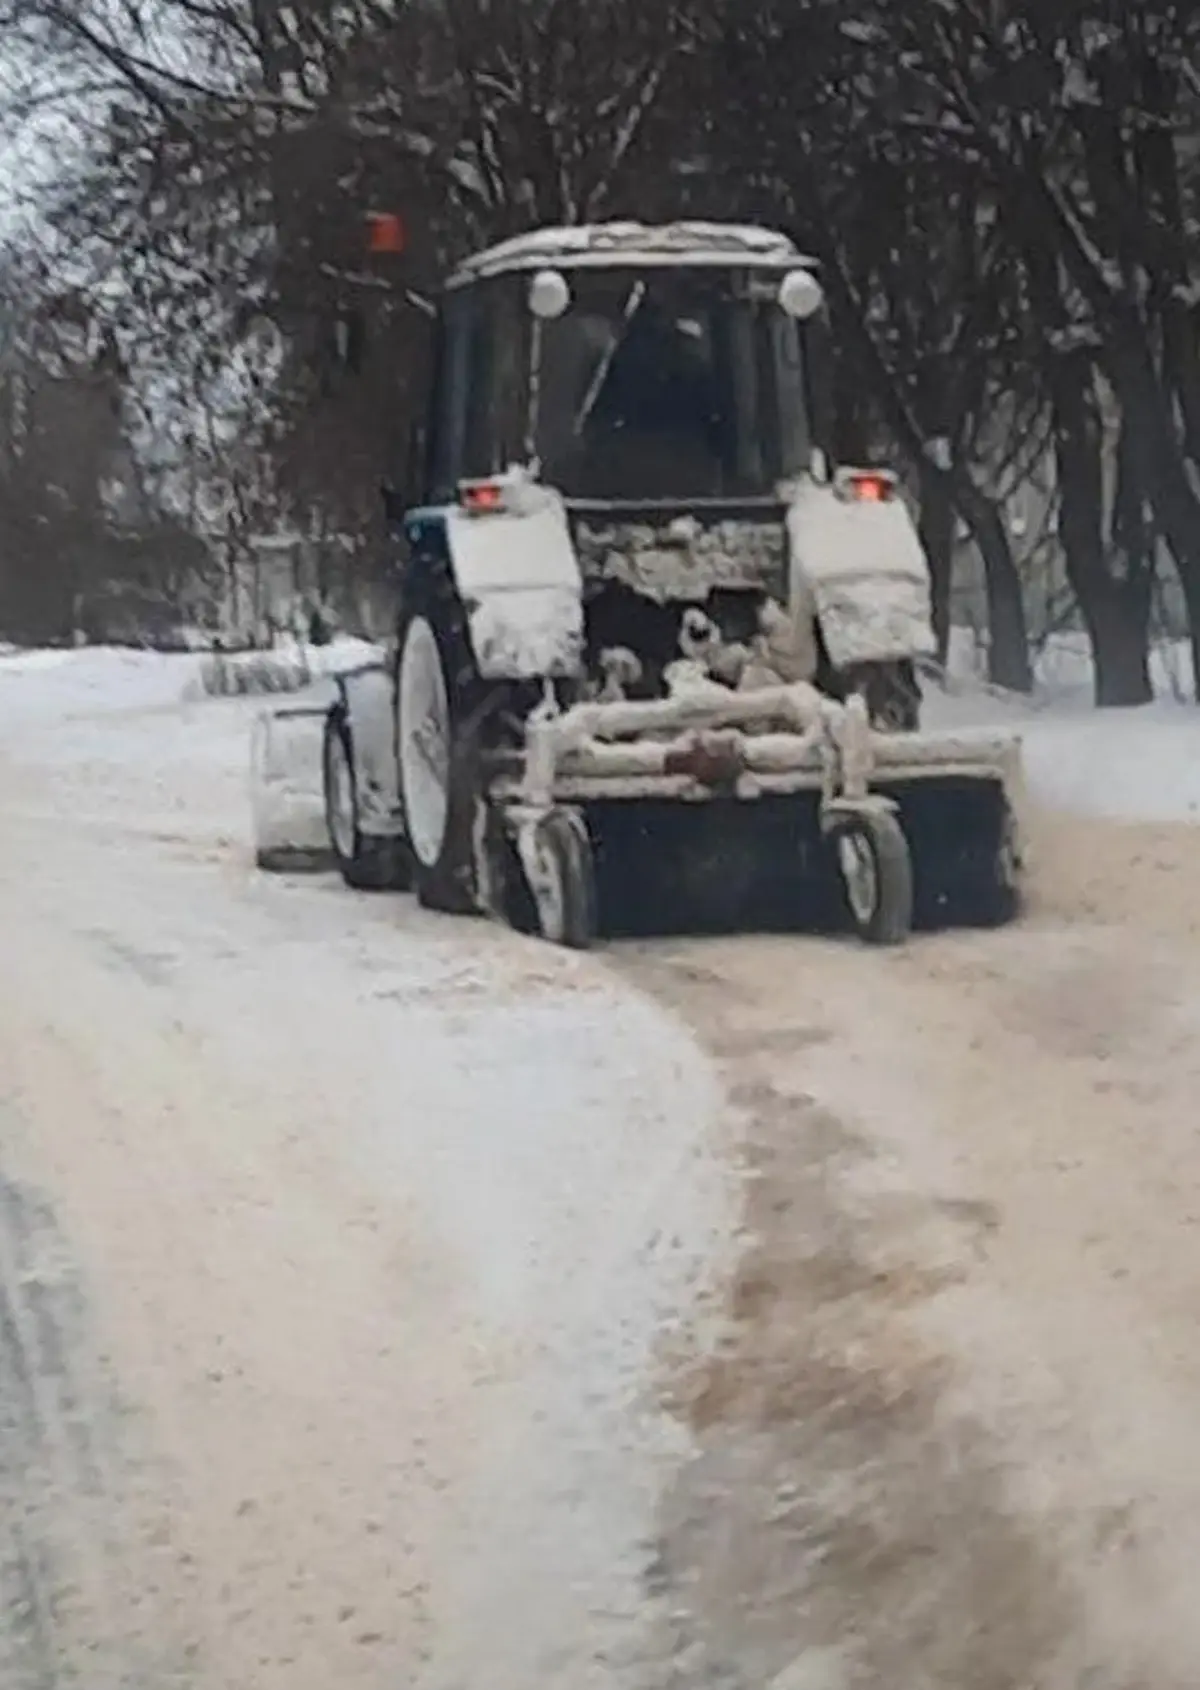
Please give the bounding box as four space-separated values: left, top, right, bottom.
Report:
262 220 1025 948
251 697 338 873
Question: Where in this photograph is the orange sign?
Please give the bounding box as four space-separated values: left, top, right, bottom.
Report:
366 212 406 255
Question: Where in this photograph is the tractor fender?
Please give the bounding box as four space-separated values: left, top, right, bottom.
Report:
331 661 405 838
785 480 938 670
442 485 584 681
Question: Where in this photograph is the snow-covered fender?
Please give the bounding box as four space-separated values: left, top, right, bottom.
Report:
420 482 584 681
332 660 405 838
785 474 937 669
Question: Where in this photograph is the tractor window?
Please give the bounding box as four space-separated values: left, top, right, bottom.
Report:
425 290 472 503
426 277 526 500
462 275 526 478
534 268 811 502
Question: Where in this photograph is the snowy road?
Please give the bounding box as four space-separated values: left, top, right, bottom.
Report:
619 806 1200 1688
0 656 734 1689
5 648 1200 1689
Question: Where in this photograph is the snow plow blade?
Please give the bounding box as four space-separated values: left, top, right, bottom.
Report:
250 701 336 873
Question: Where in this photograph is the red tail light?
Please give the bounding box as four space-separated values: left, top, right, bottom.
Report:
847 470 894 502
459 479 505 514
834 466 898 504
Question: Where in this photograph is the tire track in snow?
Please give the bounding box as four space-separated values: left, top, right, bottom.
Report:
0 1174 61 1690
0 1149 195 1689
0 854 494 1690
615 807 1200 1689
0 708 742 1690
613 941 1077 1690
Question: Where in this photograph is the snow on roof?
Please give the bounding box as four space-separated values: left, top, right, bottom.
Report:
449 221 816 283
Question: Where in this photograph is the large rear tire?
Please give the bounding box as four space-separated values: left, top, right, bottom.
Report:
396 573 485 917
323 711 411 891
828 807 913 945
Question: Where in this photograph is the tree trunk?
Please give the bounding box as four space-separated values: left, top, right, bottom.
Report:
1085 575 1153 706
954 483 1032 692
1052 356 1153 706
918 459 954 663
1123 431 1200 700
1016 173 1200 698
1109 414 1157 704
1163 549 1200 703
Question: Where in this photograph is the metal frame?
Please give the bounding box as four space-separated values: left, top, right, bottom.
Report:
491 683 1019 817
446 222 820 287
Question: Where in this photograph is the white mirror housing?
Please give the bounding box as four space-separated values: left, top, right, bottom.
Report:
528 268 572 320
779 269 824 320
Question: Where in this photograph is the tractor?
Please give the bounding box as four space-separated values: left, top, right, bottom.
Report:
259 220 1024 948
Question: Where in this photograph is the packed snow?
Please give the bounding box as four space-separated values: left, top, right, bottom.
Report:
921 632 1200 823
0 637 740 1688
1 634 1199 1688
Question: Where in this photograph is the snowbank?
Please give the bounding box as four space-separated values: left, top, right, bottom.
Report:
947 627 1195 706
188 636 384 699
0 637 382 721
1025 708 1200 822
931 631 1200 824
0 645 202 721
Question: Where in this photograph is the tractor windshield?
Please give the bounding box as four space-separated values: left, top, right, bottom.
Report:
533 267 811 503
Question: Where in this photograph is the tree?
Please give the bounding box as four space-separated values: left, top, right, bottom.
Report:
881 0 1200 698
3 0 1199 694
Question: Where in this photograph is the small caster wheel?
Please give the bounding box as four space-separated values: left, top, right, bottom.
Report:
524 808 597 950
827 805 913 945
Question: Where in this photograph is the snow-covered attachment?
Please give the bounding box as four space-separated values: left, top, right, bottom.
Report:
256 219 1025 946
251 699 335 871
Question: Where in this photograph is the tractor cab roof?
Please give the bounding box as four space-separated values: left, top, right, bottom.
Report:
445 221 818 287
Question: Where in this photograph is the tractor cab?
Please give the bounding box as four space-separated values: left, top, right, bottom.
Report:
385 224 933 727
416 222 832 514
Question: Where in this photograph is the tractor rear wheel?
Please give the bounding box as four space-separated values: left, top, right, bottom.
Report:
396 566 486 917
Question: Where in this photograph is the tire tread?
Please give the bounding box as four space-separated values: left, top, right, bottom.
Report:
830 808 913 945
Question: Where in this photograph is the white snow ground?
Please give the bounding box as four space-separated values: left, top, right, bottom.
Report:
2 633 1200 1689
0 640 739 1690
929 630 1200 822
923 686 1200 823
